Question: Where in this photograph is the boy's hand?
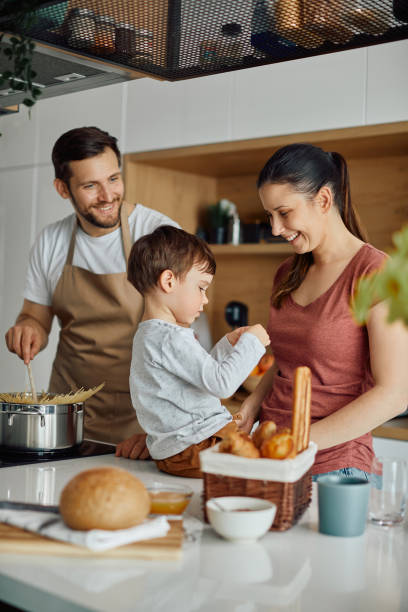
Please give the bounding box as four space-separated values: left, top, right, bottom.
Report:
115 433 150 460
247 324 270 347
226 326 249 346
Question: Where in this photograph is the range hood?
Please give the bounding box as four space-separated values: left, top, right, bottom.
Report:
1 0 408 108
0 37 141 107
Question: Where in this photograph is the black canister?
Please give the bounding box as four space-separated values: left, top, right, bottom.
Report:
115 22 153 59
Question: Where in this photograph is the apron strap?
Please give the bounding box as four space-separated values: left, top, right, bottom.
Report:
65 218 78 265
121 202 133 270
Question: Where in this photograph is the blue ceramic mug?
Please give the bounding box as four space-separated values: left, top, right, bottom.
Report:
317 475 370 537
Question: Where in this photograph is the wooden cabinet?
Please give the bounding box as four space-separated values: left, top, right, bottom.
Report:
124 121 408 341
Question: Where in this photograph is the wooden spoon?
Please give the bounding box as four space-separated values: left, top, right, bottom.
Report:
27 362 38 403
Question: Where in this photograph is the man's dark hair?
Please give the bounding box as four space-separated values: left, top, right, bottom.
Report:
52 126 121 185
128 225 216 295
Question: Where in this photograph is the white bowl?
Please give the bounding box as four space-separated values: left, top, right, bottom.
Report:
206 496 277 543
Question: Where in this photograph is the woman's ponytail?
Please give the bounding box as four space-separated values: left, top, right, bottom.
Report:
329 151 367 241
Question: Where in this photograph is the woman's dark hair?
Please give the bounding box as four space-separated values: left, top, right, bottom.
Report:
257 143 367 308
52 126 121 185
128 225 216 295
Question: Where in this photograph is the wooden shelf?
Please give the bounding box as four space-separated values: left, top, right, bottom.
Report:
372 417 408 442
127 122 408 178
209 243 293 255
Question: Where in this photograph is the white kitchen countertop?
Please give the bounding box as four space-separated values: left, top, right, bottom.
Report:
0 452 406 612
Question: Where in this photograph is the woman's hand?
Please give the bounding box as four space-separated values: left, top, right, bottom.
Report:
236 362 278 433
115 433 150 460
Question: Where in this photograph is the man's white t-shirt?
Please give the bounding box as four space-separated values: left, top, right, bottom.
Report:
24 204 179 306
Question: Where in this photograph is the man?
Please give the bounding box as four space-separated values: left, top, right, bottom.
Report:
5 126 178 458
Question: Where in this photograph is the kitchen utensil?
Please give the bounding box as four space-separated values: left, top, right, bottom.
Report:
210 498 228 512
26 362 38 403
225 301 248 328
369 457 408 526
0 520 183 559
317 475 370 537
206 496 276 542
0 397 84 452
0 500 59 513
0 382 104 405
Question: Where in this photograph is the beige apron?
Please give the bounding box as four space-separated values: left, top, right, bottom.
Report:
49 203 144 444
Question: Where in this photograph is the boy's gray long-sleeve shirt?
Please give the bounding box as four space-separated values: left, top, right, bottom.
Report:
129 319 265 460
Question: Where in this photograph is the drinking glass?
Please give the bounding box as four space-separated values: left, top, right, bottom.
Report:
369 457 408 526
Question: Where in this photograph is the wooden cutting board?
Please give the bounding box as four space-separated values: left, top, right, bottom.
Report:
0 520 183 560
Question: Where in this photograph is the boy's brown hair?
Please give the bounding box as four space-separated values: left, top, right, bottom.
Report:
128 225 216 295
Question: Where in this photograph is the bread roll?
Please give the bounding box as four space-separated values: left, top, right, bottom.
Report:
219 431 260 458
252 421 277 449
59 466 150 531
260 432 294 460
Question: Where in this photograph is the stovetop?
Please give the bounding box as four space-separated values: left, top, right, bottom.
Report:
0 440 116 468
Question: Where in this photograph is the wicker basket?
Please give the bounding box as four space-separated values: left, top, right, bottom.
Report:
200 441 317 531
203 469 312 531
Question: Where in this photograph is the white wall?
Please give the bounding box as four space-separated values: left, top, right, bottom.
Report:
0 40 407 391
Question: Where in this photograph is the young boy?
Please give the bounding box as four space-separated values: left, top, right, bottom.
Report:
127 225 270 477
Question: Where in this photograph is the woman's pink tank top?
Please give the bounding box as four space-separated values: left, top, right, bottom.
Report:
260 243 387 475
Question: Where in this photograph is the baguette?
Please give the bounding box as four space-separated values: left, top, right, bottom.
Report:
289 366 312 458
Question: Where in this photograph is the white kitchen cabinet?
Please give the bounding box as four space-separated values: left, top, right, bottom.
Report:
126 47 368 152
0 105 38 170
366 40 408 125
0 165 62 393
125 71 234 153
231 47 367 140
0 167 36 391
35 164 70 234
36 82 125 166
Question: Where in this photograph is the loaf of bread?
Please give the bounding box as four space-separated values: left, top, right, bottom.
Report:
59 466 151 531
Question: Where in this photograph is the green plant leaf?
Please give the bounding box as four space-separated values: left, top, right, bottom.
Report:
351 274 377 325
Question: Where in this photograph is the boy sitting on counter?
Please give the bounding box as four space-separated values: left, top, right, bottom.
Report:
127 225 269 477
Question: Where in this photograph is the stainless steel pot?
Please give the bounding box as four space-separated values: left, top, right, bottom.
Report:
0 398 83 452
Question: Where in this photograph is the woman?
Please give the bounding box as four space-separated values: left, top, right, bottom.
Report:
238 143 408 479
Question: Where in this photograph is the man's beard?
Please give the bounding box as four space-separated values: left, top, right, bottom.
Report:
69 188 122 229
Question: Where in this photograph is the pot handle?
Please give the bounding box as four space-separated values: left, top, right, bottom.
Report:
6 411 46 427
